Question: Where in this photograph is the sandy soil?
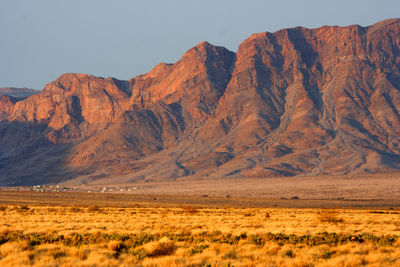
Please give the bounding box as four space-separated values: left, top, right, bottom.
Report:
1 173 399 208
58 173 400 199
111 174 400 200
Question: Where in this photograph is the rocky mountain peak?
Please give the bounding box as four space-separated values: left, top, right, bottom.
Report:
1 18 400 185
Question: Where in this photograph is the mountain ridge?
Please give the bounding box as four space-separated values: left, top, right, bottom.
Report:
1 18 400 185
0 87 38 98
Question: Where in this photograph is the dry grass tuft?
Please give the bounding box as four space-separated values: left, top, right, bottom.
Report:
46 207 57 213
182 206 198 214
0 240 30 258
0 205 400 266
318 209 344 223
144 237 176 257
15 205 30 213
19 205 29 210
395 238 400 248
108 241 124 252
87 205 102 213
69 247 90 260
69 206 82 213
282 249 295 258
222 249 237 259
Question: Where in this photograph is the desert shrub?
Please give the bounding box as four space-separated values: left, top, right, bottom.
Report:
322 251 334 259
64 233 84 247
182 206 198 214
0 231 397 258
145 237 176 257
190 244 209 255
235 233 247 241
53 251 66 259
108 240 124 252
0 240 29 257
46 207 58 213
395 238 400 248
282 249 295 258
15 205 30 213
121 234 155 249
318 209 344 223
0 206 7 211
69 247 90 260
19 205 29 210
130 248 147 261
250 235 265 246
222 250 237 259
69 206 82 213
87 205 101 213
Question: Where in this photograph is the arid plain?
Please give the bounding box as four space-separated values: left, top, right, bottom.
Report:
2 18 400 266
0 174 400 266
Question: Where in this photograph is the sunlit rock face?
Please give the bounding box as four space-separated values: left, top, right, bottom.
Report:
1 19 400 185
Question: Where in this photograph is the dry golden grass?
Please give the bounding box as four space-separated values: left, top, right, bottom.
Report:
144 237 176 257
2 205 399 236
0 204 399 266
317 209 344 224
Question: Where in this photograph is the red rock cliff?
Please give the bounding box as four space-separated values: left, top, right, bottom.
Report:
1 18 400 185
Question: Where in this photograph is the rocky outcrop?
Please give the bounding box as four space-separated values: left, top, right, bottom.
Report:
0 96 16 121
1 18 400 185
11 74 131 130
0 88 38 121
198 18 400 177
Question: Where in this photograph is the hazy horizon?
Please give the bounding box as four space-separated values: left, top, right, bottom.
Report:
1 0 399 89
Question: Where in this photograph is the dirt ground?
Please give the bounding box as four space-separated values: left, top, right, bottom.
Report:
1 173 400 209
101 174 400 200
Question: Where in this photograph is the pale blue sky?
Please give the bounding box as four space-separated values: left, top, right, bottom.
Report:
0 0 399 89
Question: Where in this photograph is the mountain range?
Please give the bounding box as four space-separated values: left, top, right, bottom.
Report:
1 18 400 186
0 87 38 98
0 88 38 122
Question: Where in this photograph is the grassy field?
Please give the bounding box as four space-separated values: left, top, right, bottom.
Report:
0 195 400 266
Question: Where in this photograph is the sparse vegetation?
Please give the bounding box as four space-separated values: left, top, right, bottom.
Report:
318 209 344 223
144 237 176 257
190 244 209 255
87 205 101 213
68 206 82 213
282 249 295 258
108 240 124 252
0 204 400 266
181 206 198 214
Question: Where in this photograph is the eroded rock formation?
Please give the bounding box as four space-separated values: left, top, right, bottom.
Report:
1 19 400 185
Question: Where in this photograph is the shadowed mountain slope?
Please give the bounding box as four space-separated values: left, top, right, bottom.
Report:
1 19 400 185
